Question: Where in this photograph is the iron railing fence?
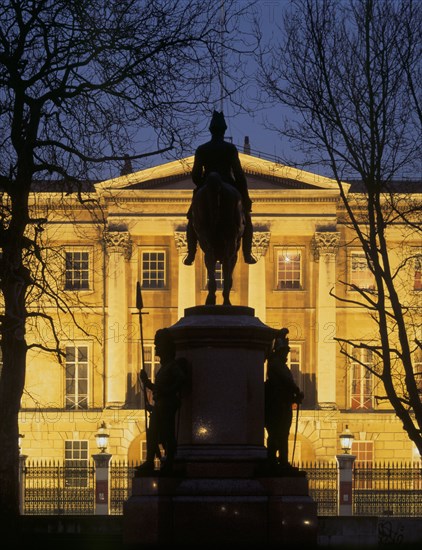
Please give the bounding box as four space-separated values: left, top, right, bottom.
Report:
23 461 95 515
21 459 422 517
297 461 338 516
109 461 138 515
353 462 422 517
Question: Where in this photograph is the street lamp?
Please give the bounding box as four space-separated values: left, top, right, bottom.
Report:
339 425 354 454
95 422 109 453
92 422 112 515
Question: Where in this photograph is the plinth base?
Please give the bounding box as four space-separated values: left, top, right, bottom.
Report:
123 473 317 546
123 307 317 546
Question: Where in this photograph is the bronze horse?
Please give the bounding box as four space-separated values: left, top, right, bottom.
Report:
191 172 245 305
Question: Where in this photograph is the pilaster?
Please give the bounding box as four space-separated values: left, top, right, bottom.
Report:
104 229 132 408
312 231 340 410
248 230 271 322
174 230 196 318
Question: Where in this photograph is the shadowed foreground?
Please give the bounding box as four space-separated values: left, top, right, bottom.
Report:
10 515 422 550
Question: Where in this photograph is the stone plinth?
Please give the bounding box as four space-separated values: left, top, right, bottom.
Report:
123 306 317 545
124 474 317 546
171 305 274 472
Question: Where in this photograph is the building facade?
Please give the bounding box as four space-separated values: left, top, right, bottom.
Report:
18 153 421 468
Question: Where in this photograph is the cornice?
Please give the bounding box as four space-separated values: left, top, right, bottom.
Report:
100 195 340 205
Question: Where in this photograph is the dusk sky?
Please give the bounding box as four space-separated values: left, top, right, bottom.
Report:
145 1 301 173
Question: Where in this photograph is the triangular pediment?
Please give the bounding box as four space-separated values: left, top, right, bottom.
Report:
95 153 348 192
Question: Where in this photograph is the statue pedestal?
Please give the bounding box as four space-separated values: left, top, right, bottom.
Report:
123 306 317 545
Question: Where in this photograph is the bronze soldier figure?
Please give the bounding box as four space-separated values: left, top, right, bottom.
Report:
136 328 187 475
265 328 304 470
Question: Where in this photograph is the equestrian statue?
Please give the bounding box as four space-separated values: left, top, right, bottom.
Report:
184 111 256 305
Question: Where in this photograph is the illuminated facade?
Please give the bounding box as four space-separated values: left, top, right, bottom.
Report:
18 153 421 467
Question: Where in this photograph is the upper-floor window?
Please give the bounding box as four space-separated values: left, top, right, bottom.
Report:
350 347 373 410
276 250 302 290
141 251 166 289
65 345 89 410
413 253 422 291
350 251 375 290
65 250 90 290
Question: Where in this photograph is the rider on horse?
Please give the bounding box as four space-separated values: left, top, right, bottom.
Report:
183 111 256 266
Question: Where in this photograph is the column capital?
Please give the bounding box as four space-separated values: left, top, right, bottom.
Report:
252 230 271 260
174 230 188 255
312 231 340 260
318 402 338 410
104 230 132 260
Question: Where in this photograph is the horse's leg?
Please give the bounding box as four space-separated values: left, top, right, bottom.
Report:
205 253 217 305
222 255 235 306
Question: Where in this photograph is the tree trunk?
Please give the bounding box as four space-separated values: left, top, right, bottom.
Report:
0 263 28 535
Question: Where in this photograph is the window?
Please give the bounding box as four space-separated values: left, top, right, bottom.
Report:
264 343 312 408
352 441 374 489
350 251 375 290
288 344 301 383
288 344 301 408
65 345 89 410
204 260 223 290
352 440 374 466
276 250 302 289
140 343 161 410
414 253 422 291
350 348 373 410
142 343 161 381
65 250 90 290
141 251 166 289
65 440 89 487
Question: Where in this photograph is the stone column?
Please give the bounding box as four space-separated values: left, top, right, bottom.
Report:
174 230 196 318
248 230 271 322
312 231 340 409
104 230 132 408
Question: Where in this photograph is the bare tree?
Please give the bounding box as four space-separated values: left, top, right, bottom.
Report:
0 0 256 530
256 0 422 452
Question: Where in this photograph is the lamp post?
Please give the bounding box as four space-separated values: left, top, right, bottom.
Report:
336 425 356 516
18 433 28 514
339 425 354 454
95 422 110 453
92 422 112 515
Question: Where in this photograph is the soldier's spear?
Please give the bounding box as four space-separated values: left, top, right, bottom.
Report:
135 281 149 430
